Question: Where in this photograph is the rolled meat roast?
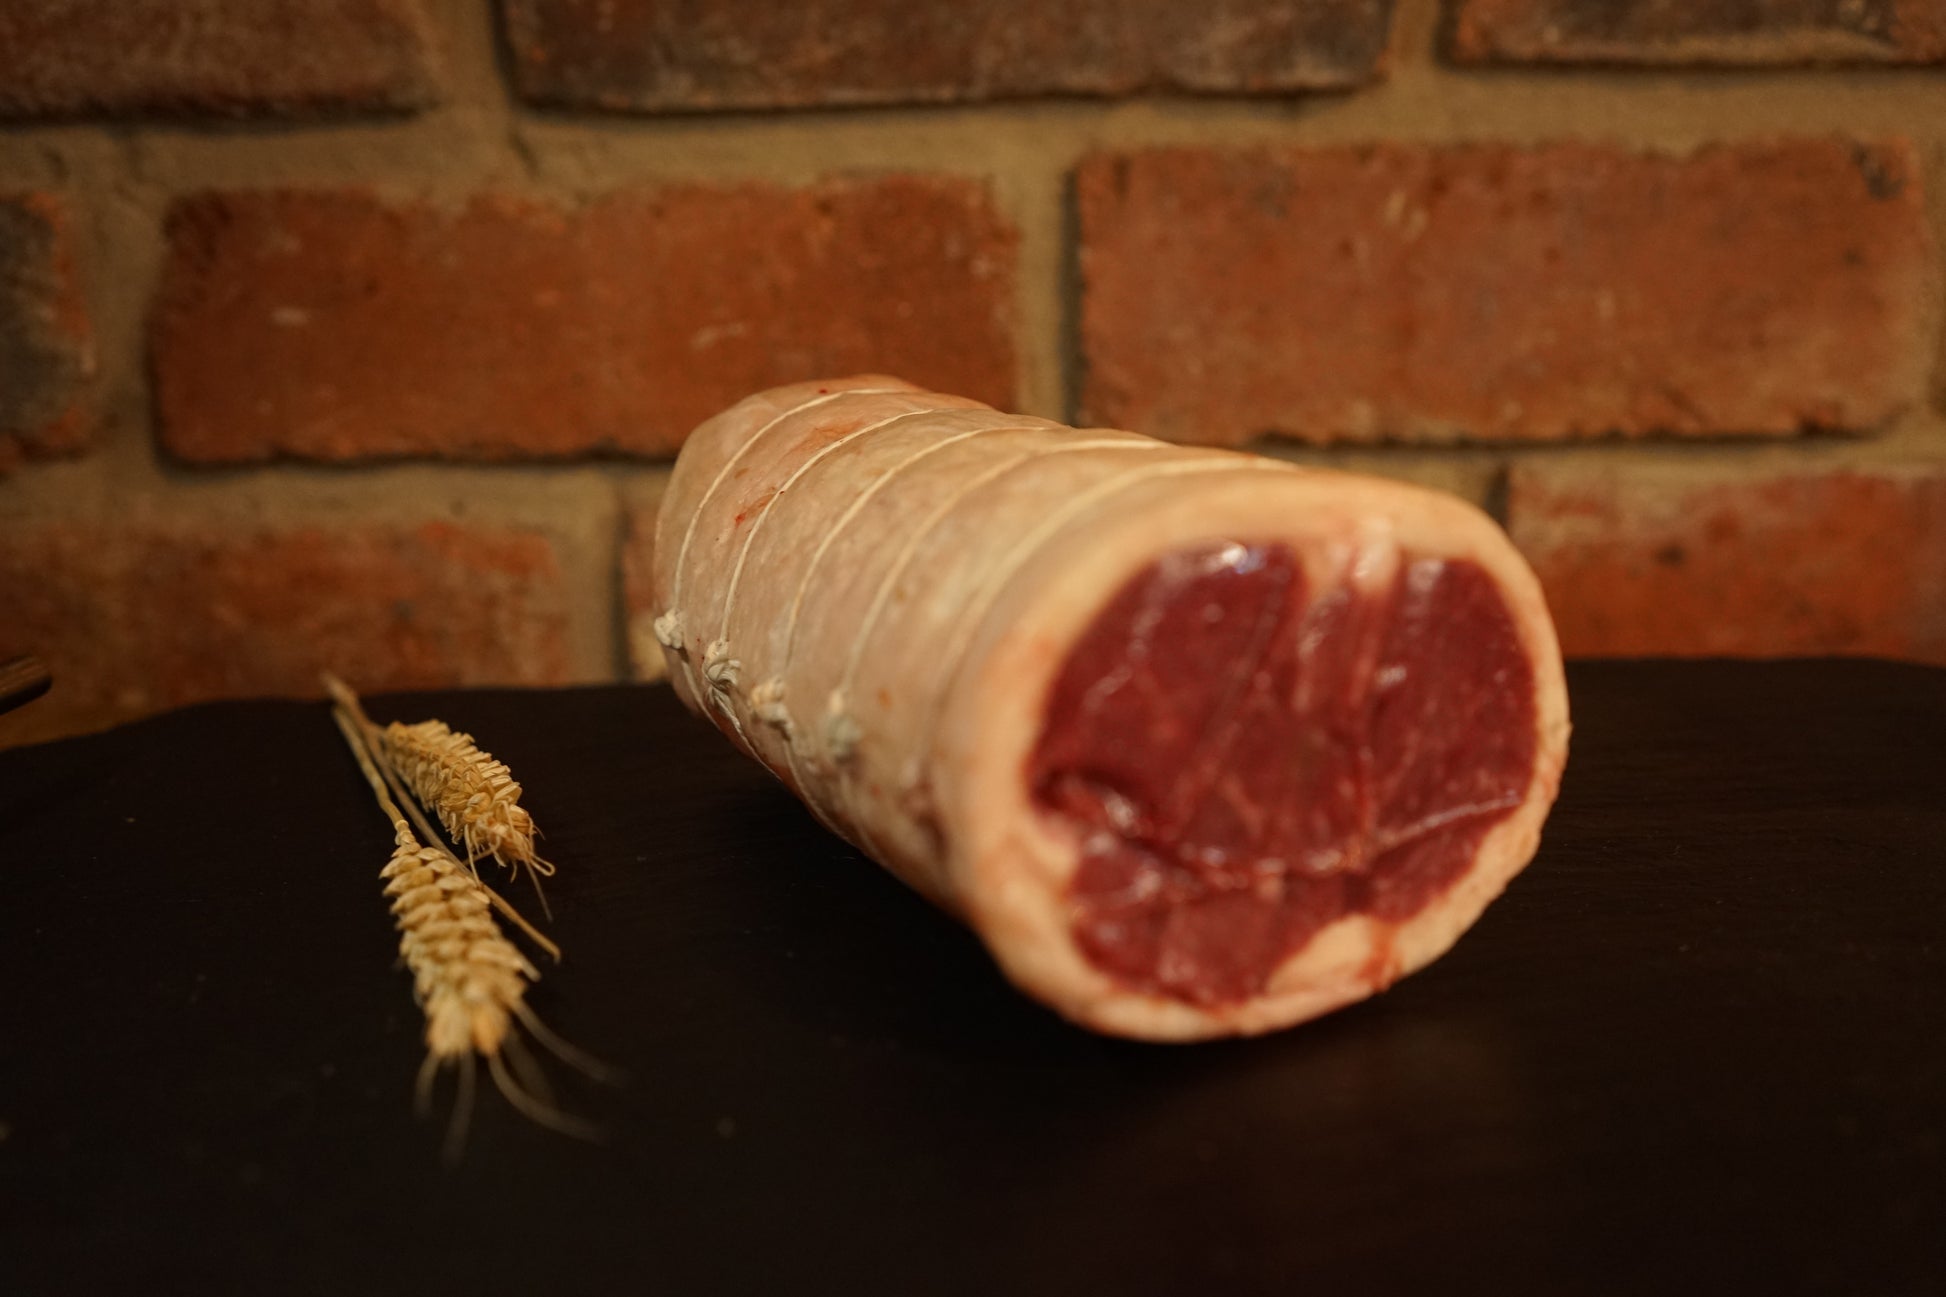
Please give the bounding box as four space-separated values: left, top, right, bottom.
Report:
650 376 1569 1041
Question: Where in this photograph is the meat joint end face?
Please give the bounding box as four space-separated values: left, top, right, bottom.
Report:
1036 543 1538 1008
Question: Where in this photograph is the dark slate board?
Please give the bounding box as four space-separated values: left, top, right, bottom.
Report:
1 662 1941 1295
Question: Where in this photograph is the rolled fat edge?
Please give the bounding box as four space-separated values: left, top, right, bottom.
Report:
930 465 1570 1041
652 378 1570 1042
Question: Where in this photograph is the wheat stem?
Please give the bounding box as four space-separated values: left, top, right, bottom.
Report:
323 674 445 845
322 673 448 839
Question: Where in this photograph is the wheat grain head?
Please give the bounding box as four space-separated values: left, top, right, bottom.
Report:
380 719 553 888
381 826 539 1059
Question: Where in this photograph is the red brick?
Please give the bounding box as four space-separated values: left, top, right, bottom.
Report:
0 1 438 119
502 0 1394 110
1505 464 1946 664
0 519 574 748
619 479 669 682
1450 0 1946 65
153 179 1018 462
1078 140 1933 446
0 193 93 470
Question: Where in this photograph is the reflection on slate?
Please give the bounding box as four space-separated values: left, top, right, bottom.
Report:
1 662 1941 1295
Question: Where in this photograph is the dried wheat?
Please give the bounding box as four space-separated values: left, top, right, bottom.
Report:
329 703 593 1156
382 827 535 1058
378 716 553 891
320 674 554 902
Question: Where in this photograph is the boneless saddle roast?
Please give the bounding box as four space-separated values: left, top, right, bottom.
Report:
649 377 1569 1040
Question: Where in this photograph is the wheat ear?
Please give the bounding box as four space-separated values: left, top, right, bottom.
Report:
330 704 594 1156
320 675 554 904
380 716 554 890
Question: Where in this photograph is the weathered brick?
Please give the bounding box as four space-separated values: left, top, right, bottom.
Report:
1449 0 1946 65
1078 140 1933 446
153 179 1018 462
0 519 574 748
502 0 1394 111
1505 464 1946 664
0 0 439 120
0 194 93 470
619 478 669 683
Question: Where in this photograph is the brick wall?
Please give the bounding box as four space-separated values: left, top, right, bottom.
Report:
2 0 1943 747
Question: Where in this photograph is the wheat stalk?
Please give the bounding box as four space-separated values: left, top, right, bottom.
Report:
329 702 595 1157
